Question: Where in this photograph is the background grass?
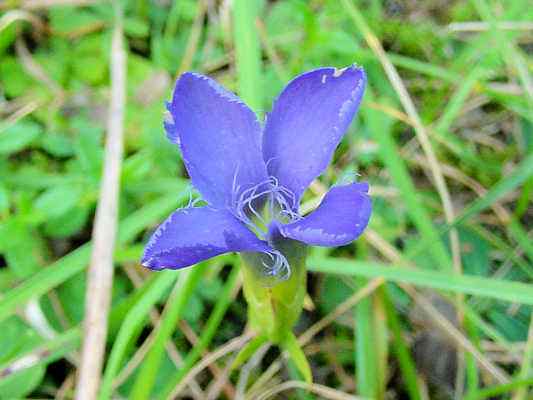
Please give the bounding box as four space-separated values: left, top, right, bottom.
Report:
0 0 532 399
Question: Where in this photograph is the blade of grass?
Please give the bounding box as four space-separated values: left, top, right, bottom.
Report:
255 380 367 400
469 224 533 280
463 306 512 350
129 264 207 400
471 0 533 110
507 219 533 262
233 0 262 112
0 327 80 381
98 270 178 399
464 377 533 400
427 66 489 172
429 65 489 397
434 66 486 135
168 333 253 399
308 258 533 306
373 289 389 398
406 152 533 261
163 0 182 40
515 172 533 219
108 271 169 336
0 271 183 389
464 315 481 398
355 277 379 398
159 266 240 398
512 315 533 400
353 240 383 398
341 0 460 276
176 0 207 76
362 88 450 269
382 288 422 400
454 153 533 226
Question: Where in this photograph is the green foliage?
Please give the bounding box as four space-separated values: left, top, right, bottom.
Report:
0 317 46 399
0 120 42 155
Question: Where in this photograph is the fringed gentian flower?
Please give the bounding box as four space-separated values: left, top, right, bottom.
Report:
142 65 371 378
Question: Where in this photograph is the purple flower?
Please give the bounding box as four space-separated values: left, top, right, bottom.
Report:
142 65 371 279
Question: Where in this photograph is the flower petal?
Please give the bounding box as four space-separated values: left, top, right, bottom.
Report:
263 65 366 205
142 206 270 270
167 72 268 209
278 183 371 246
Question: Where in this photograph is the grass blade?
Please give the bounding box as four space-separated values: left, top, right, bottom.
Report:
233 0 262 112
355 277 379 398
455 152 533 226
362 88 450 269
98 271 178 399
383 289 422 400
160 265 240 398
130 264 207 400
309 258 533 305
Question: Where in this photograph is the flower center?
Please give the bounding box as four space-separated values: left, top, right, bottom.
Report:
232 176 300 236
231 176 301 281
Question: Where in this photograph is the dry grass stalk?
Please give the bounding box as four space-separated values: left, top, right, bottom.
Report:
74 9 126 400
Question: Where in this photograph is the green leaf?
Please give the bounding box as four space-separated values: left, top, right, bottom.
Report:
73 117 104 179
0 327 80 396
34 185 82 219
281 331 312 384
0 317 46 399
231 334 269 371
39 133 74 158
0 57 34 97
124 16 150 37
0 218 46 279
0 120 42 156
0 21 17 57
0 183 9 216
49 8 106 36
0 364 45 399
55 271 87 325
43 205 90 238
0 194 181 323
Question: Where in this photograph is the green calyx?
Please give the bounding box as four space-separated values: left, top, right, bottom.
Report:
238 235 312 383
240 237 307 344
